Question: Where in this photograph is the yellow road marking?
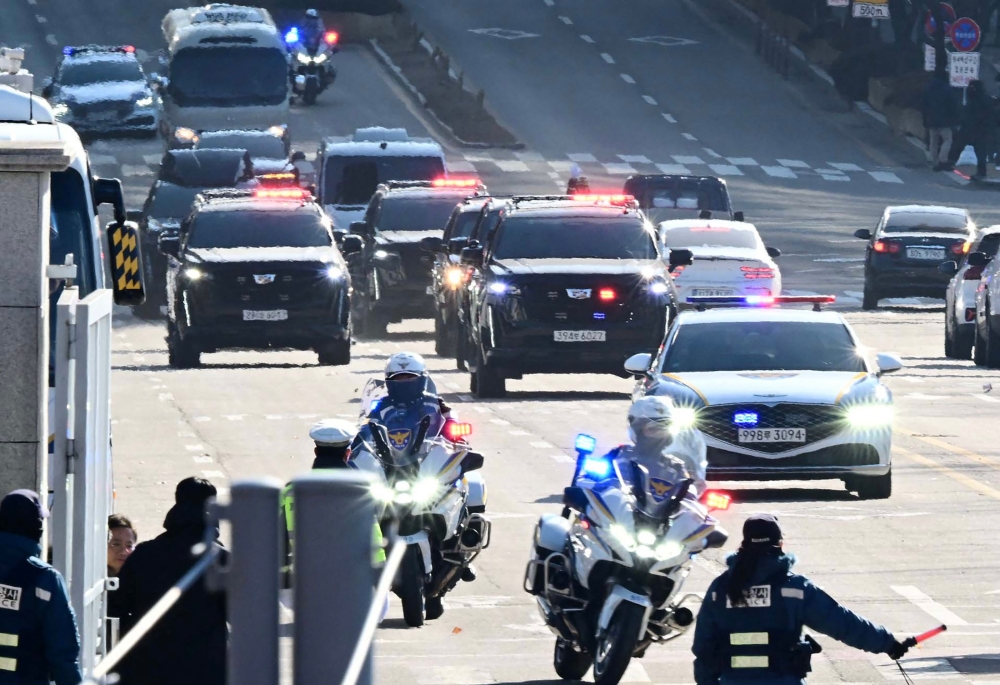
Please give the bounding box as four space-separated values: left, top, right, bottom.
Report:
897 426 1000 470
895 446 1000 500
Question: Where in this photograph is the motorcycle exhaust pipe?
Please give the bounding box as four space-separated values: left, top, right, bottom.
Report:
667 607 694 631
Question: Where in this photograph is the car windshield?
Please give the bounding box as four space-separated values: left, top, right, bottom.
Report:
322 155 445 205
169 47 288 107
450 210 481 239
60 58 143 86
625 180 729 213
149 184 201 219
378 196 462 232
662 321 866 373
198 134 285 159
492 217 657 260
663 225 759 250
187 211 332 249
884 211 969 234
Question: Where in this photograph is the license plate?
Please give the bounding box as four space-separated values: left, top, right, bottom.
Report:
906 247 945 261
690 288 734 297
243 309 288 321
88 111 117 121
737 428 806 443
554 330 606 342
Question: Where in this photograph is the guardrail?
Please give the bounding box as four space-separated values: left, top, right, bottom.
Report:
755 22 791 79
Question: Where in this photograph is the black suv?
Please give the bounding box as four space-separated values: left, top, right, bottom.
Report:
423 196 490 357
623 175 740 224
159 188 360 368
460 196 687 397
348 180 486 336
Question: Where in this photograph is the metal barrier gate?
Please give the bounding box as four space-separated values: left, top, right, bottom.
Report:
50 286 115 675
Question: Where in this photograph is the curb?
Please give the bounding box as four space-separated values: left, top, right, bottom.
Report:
368 38 523 150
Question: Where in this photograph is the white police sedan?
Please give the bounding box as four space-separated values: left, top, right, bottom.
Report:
624 296 902 499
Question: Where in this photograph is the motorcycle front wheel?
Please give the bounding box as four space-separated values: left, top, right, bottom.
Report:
554 638 590 680
592 603 644 685
399 545 425 627
303 78 319 105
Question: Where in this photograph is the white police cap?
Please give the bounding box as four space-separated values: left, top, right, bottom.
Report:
308 419 355 447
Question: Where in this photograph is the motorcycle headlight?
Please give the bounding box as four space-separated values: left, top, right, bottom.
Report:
610 524 637 552
314 53 328 64
136 95 154 108
845 404 894 429
370 482 395 504
297 52 311 65
636 530 657 546
410 477 441 505
654 540 684 561
648 279 670 295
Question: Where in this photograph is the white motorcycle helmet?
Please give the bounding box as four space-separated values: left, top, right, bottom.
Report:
384 352 428 404
306 8 319 18
627 395 676 444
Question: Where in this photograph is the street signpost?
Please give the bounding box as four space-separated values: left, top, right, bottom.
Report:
827 0 849 7
924 44 936 71
949 51 980 87
853 0 890 19
949 17 981 52
924 3 957 40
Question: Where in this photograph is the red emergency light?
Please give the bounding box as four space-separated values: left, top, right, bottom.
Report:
254 188 309 200
570 194 634 205
325 31 339 45
443 421 473 442
598 288 616 302
704 491 732 511
432 178 480 188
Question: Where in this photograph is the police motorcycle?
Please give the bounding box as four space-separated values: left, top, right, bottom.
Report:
353 382 490 628
283 23 339 105
524 435 729 685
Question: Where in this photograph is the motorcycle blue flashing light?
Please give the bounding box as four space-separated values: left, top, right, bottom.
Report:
733 411 758 426
63 46 74 56
581 457 611 479
575 433 597 455
284 27 300 44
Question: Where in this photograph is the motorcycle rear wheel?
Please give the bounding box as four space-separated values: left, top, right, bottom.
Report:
399 545 425 627
592 603 644 685
554 638 590 680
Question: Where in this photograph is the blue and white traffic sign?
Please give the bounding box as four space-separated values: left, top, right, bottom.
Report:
949 17 981 52
924 3 957 39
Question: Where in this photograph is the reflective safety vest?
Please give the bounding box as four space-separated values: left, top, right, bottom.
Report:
280 484 386 566
713 575 811 678
0 560 50 682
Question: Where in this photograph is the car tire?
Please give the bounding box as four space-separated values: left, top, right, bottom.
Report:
975 316 989 366
852 469 892 500
862 276 879 311
434 312 452 358
317 338 351 366
425 595 444 621
167 326 201 369
472 347 506 399
953 326 975 360
456 322 469 372
554 639 591 680
986 305 1000 368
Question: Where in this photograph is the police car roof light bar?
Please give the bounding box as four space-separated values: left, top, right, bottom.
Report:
510 195 573 204
686 295 836 312
569 194 637 206
253 187 310 200
431 178 481 188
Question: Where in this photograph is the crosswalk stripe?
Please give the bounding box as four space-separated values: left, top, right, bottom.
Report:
494 160 530 173
618 154 651 164
708 164 743 176
672 155 704 165
656 163 691 174
818 171 850 181
463 152 493 162
567 153 598 163
727 157 758 166
515 151 545 163
777 158 810 168
762 165 797 179
88 153 118 166
548 160 574 172
869 170 903 183
828 162 864 171
603 163 636 174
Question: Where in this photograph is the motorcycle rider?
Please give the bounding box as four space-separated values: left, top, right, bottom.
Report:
566 163 591 195
692 514 910 685
301 9 326 49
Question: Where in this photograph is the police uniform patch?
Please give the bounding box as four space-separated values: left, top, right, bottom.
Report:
648 477 673 503
387 428 412 450
0 585 22 611
725 585 771 608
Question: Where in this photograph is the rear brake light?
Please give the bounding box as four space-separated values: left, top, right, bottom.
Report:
432 178 480 188
570 194 634 205
598 288 616 302
704 491 731 510
254 188 308 199
671 265 685 277
741 266 774 280
443 421 472 441
325 31 339 45
951 241 972 255
966 307 977 322
873 240 901 254
965 265 985 280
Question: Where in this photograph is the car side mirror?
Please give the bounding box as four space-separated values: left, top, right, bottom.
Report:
967 251 989 267
158 233 180 258
93 177 127 225
349 221 368 237
420 236 445 253
698 209 712 220
624 352 652 377
340 234 363 256
461 245 484 266
854 228 872 241
766 246 781 259
290 150 306 163
106 221 145 306
126 210 143 223
875 352 903 375
733 211 745 222
668 248 693 271
459 451 485 475
562 486 589 512
448 237 469 254
938 260 959 276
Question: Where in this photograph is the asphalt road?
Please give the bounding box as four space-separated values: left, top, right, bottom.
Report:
5 1 1000 684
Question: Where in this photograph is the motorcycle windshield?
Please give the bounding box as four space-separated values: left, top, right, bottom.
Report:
629 465 681 522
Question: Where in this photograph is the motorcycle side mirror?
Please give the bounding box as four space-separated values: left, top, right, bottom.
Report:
349 221 369 237
562 486 589 512
698 209 712 220
766 246 781 259
448 237 469 254
290 150 306 163
461 245 484 266
340 234 363 256
420 236 445 253
854 228 872 241
668 248 693 271
733 211 745 222
459 451 485 475
368 422 393 462
938 260 959 276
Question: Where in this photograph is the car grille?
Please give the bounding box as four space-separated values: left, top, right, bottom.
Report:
706 444 880 468
194 262 341 308
394 242 433 286
698 403 844 454
517 276 659 324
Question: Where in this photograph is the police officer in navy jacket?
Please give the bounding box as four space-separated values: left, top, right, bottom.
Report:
692 514 908 685
0 490 81 685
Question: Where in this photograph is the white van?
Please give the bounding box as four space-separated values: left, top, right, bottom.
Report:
160 4 290 147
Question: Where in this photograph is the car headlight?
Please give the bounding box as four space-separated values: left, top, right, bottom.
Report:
136 95 154 108
183 267 205 281
173 127 197 143
654 540 684 561
370 482 395 504
268 124 287 138
610 524 637 552
648 279 670 295
488 281 521 296
325 265 344 281
671 406 698 434
52 103 69 117
296 52 311 65
374 249 391 260
445 267 464 288
410 477 440 505
845 404 894 429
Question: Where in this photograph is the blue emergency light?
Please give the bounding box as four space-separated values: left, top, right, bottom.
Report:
581 457 611 479
686 295 836 311
284 27 300 43
733 411 759 427
575 433 597 455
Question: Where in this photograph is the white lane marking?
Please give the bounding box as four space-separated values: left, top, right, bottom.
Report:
904 393 949 400
192 456 214 464
551 454 575 464
703 148 722 158
603 163 636 174
620 662 651 683
600 52 615 64
813 257 863 262
620 73 636 84
122 164 154 177
559 15 573 24
143 153 163 166
531 441 553 448
490 418 511 425
444 595 520 609
463 153 492 163
158 393 174 401
185 444 206 451
657 163 691 174
45 34 58 45
681 133 698 141
446 160 477 173
193 416 212 422
27 0 37 5
35 14 47 23
543 0 554 5
642 95 658 106
509 430 531 436
870 170 903 184
458 394 474 402
88 153 117 166
618 155 651 164
202 470 226 479
875 658 959 679
974 394 1000 403
891 586 968 625
515 151 546 163
494 160 530 173
762 165 797 179
662 113 677 123
178 431 196 438
548 160 575 172
484 512 536 519
568 153 597 163
829 162 864 172
818 171 851 181
777 158 810 168
727 157 758 166
672 155 704 165
580 34 594 43
708 164 743 176
224 415 246 421
547 171 561 179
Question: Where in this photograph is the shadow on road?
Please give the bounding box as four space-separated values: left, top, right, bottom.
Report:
948 655 1000 675
533 494 564 505
711 486 857 503
377 618 412 631
113 362 321 372
491 391 631 402
356 331 435 343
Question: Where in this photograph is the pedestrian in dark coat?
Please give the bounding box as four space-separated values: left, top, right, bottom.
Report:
0 491 81 685
115 478 227 685
921 73 959 169
948 79 996 178
692 514 908 685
